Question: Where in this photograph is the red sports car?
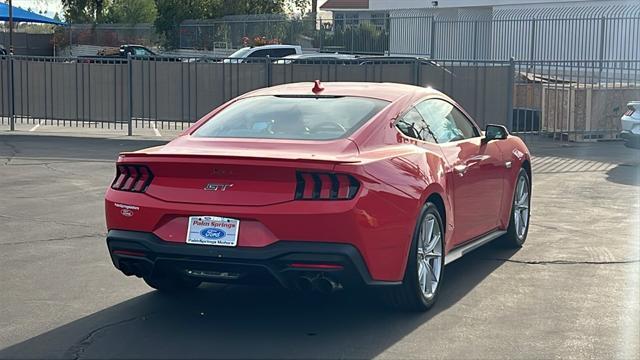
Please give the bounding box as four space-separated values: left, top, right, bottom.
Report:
105 81 531 311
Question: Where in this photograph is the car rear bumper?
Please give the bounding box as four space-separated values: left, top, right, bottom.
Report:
620 131 640 148
107 230 400 289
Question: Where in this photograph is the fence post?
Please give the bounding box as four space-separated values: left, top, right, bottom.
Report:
350 27 354 54
529 18 536 62
473 20 479 60
9 53 15 131
127 53 133 136
598 16 606 73
506 57 515 131
265 57 272 87
318 20 323 51
430 16 436 59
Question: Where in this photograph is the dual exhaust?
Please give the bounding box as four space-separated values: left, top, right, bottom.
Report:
295 275 341 294
119 260 149 278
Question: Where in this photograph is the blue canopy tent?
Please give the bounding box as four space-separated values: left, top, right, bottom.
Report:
0 3 64 25
0 2 64 54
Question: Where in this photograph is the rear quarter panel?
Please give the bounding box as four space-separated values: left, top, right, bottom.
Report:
340 140 452 278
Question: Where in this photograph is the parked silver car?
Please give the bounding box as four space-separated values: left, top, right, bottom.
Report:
621 101 640 149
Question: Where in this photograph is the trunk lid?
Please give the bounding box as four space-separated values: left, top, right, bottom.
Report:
119 136 360 206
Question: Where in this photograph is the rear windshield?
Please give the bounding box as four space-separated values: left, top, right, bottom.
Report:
192 96 389 140
228 47 252 58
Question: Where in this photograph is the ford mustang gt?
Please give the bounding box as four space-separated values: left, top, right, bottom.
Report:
105 81 531 311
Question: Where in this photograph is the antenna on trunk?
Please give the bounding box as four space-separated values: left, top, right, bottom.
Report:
312 80 325 94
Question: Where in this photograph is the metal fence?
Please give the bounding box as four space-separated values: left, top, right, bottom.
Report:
56 24 159 49
0 55 637 140
180 14 640 61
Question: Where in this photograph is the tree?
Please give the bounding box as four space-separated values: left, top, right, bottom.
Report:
61 0 107 23
219 0 285 16
105 0 157 24
154 0 223 48
153 0 311 49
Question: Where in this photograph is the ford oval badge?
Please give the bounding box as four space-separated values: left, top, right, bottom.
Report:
200 228 226 239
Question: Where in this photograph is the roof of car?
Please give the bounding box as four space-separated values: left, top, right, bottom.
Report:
243 82 443 102
242 44 302 50
283 53 358 59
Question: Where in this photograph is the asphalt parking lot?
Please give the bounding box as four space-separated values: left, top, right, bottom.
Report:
0 131 638 359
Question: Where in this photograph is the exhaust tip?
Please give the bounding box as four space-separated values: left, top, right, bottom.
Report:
120 262 134 276
131 263 144 278
314 277 339 294
295 276 314 292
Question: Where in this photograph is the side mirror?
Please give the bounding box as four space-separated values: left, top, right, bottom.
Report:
483 124 509 143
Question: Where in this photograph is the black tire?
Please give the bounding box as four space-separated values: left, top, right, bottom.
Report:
144 272 201 292
499 168 531 248
384 202 445 312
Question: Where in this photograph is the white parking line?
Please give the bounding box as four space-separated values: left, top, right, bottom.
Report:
29 123 40 132
152 123 162 137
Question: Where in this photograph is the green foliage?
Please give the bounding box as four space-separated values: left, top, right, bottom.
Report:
154 0 310 49
62 0 314 48
61 0 107 23
104 0 158 24
219 0 285 16
154 0 223 49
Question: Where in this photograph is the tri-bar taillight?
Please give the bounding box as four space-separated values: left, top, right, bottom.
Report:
111 164 154 192
295 171 360 200
624 105 636 116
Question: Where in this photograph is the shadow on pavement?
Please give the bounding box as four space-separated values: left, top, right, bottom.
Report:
606 164 640 187
0 243 519 359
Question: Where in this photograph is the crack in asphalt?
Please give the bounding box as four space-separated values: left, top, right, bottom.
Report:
1 156 112 164
0 138 19 165
0 214 96 229
485 258 640 265
0 233 105 246
63 314 151 360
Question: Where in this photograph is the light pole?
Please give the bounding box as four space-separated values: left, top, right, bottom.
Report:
8 0 13 54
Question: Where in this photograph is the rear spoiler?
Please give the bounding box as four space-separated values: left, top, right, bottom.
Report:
118 151 362 165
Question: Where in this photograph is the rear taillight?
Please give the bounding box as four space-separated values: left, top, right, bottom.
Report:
111 164 154 192
295 171 360 200
625 105 636 116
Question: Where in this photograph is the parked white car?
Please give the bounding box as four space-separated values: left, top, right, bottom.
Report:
224 45 302 63
621 101 640 149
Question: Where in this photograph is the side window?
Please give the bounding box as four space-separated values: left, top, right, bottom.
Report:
247 49 270 58
133 47 150 56
271 48 296 57
395 108 436 143
416 99 478 143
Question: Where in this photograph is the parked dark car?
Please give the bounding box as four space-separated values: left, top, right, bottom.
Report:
78 45 157 63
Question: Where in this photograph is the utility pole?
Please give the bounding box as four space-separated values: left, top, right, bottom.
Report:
8 0 14 54
311 0 318 21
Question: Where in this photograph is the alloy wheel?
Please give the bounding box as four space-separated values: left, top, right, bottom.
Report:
513 175 530 239
416 213 443 300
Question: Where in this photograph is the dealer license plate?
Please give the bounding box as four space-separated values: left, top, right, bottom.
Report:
186 216 239 247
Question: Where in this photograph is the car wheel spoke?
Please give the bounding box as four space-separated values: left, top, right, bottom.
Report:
418 260 427 292
425 234 441 255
